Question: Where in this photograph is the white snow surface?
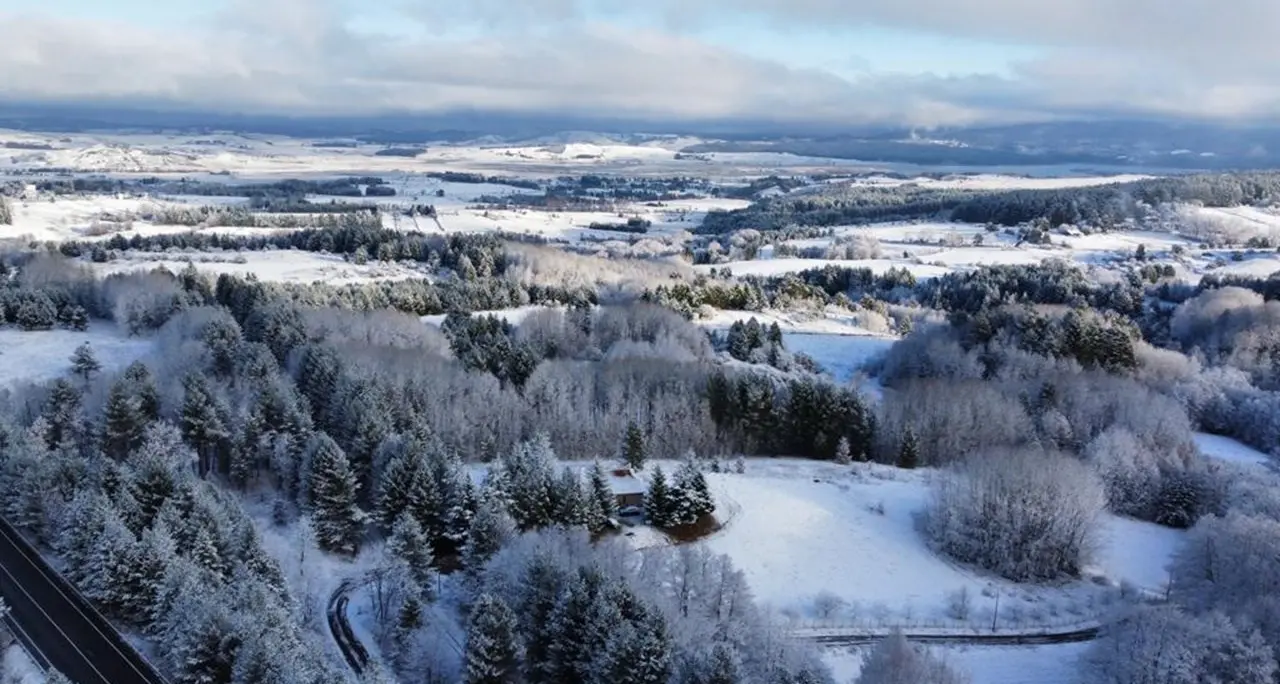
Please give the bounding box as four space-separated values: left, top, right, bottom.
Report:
823 641 1090 684
684 460 1129 631
1194 432 1274 466
0 324 152 387
91 250 434 285
781 333 896 383
0 644 45 684
1093 516 1183 594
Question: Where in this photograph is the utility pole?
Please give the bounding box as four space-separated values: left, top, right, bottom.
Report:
991 590 1000 633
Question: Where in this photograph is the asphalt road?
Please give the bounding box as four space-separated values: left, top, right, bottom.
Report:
0 516 169 684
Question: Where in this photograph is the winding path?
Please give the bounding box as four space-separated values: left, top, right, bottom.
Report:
326 580 369 675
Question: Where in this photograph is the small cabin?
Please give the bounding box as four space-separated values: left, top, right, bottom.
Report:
608 468 646 509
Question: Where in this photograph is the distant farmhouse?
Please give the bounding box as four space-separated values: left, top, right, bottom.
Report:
607 467 646 509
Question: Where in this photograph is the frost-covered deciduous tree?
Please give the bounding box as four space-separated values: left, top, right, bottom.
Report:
856 632 969 684
927 448 1106 581
1088 605 1277 684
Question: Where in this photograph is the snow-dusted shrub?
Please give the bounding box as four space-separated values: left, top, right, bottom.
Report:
856 631 969 684
1087 605 1277 684
926 448 1106 582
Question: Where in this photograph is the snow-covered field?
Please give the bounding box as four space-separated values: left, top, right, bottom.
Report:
781 334 896 383
90 250 434 285
823 641 1090 684
660 460 1163 633
0 325 152 387
1194 432 1275 466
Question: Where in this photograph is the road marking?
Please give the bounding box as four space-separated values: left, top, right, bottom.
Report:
0 550 110 684
0 521 164 684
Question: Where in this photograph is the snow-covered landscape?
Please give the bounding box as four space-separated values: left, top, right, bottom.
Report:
0 126 1278 684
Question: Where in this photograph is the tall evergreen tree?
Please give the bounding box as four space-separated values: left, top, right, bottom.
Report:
387 512 436 592
675 456 715 522
646 466 675 529
103 379 147 460
553 468 589 529
897 427 920 470
375 448 434 531
586 460 618 533
465 593 521 684
305 435 365 555
624 422 648 471
180 374 229 477
41 378 82 450
519 553 570 684
70 341 101 381
121 361 161 421
462 496 516 576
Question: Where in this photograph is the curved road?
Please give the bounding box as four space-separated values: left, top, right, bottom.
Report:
324 577 1102 677
0 516 169 684
326 580 370 675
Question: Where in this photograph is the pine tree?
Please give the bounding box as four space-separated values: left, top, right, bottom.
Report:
702 644 743 684
120 522 176 626
41 378 82 449
180 374 229 477
462 496 516 576
305 435 365 555
585 460 618 533
122 361 161 421
70 341 101 381
465 593 521 684
375 448 435 531
103 379 147 461
598 612 672 684
552 468 589 528
675 456 715 521
496 435 557 530
392 592 425 667
897 427 920 470
624 422 647 471
387 513 436 591
834 436 852 465
646 466 675 529
544 570 616 684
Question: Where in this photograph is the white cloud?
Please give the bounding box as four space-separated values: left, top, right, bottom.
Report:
0 0 1276 126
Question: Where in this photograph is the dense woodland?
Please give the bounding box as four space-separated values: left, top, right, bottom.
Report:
700 171 1280 234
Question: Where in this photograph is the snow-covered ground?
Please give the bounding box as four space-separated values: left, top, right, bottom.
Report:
1094 517 1182 594
90 250 434 285
421 305 555 328
0 324 152 387
0 644 45 684
697 308 894 336
656 460 1152 633
823 641 1090 684
1194 432 1274 466
781 334 897 383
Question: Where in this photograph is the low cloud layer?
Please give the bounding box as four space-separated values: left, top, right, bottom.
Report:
1 0 1276 127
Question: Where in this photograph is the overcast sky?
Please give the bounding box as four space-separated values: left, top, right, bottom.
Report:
1 0 1276 128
